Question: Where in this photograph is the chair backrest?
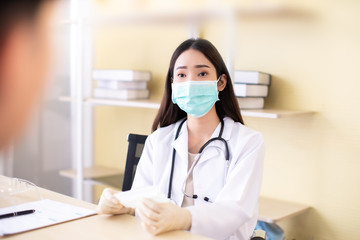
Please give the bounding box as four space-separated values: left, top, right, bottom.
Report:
122 133 148 191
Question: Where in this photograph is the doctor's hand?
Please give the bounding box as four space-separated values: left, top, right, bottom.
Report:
137 198 192 235
96 188 130 215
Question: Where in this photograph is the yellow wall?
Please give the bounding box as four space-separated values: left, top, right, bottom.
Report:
93 1 360 239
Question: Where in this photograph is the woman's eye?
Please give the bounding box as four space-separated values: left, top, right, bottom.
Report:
199 72 207 77
177 73 186 78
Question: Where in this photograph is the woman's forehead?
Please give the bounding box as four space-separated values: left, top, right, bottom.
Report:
174 49 214 70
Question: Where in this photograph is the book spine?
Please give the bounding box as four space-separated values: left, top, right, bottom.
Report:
233 84 268 97
233 71 271 85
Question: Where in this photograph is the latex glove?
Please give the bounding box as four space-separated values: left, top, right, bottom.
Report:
137 198 192 235
96 188 130 215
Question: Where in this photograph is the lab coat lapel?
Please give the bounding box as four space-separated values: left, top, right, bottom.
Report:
171 122 189 163
221 117 234 141
170 120 189 205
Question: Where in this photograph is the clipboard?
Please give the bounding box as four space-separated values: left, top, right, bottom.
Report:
0 199 96 236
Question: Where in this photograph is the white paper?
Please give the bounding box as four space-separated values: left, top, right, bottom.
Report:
114 186 170 208
0 199 96 236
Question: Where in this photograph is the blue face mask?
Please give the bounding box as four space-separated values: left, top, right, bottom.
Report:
171 79 219 118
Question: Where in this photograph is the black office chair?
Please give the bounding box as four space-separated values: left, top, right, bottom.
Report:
122 133 148 191
122 133 266 240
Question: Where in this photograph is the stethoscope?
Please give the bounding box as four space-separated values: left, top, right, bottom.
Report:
167 118 230 203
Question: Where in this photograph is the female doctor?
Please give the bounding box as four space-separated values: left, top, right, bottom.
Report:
97 38 265 240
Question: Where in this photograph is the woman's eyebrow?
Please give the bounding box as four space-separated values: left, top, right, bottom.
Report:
176 64 210 70
176 66 187 70
194 64 210 68
175 64 210 70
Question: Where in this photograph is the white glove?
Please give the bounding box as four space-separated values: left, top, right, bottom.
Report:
96 188 130 215
137 198 192 235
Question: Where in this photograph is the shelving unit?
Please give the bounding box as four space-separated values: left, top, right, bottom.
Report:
59 96 314 118
85 98 161 109
59 166 123 189
59 1 314 202
59 165 122 179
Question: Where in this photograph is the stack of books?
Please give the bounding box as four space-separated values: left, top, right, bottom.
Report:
92 69 151 100
233 71 271 109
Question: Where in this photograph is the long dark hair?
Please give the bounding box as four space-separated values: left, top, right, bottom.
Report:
152 38 244 132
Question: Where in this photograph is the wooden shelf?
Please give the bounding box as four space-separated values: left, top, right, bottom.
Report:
59 165 122 179
241 109 314 119
59 166 124 189
59 96 314 119
85 98 161 109
258 196 311 223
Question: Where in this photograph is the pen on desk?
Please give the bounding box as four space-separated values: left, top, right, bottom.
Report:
0 209 35 219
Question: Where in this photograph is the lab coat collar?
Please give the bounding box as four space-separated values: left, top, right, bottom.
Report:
171 116 234 157
209 116 233 141
193 117 233 165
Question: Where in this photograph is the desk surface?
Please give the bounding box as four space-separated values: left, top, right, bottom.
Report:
258 196 311 223
0 179 209 240
59 168 311 224
0 176 311 239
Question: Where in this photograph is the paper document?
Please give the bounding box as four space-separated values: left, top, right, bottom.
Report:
0 199 96 236
114 186 170 208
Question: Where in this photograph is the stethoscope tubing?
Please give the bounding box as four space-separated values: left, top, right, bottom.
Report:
167 119 186 198
167 117 230 201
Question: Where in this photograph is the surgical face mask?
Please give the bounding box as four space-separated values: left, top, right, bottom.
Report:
171 79 219 118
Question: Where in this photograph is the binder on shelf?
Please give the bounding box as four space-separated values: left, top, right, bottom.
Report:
93 88 150 100
234 71 271 85
93 69 151 82
96 80 147 90
233 84 268 97
238 97 265 109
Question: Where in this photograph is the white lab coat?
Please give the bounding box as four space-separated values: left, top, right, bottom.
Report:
132 117 265 240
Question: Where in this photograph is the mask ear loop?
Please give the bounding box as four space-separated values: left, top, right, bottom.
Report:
215 75 222 101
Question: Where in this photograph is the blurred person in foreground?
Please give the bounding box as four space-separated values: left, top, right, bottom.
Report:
0 0 57 149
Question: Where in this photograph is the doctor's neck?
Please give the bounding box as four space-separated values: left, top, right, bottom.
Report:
187 106 220 138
